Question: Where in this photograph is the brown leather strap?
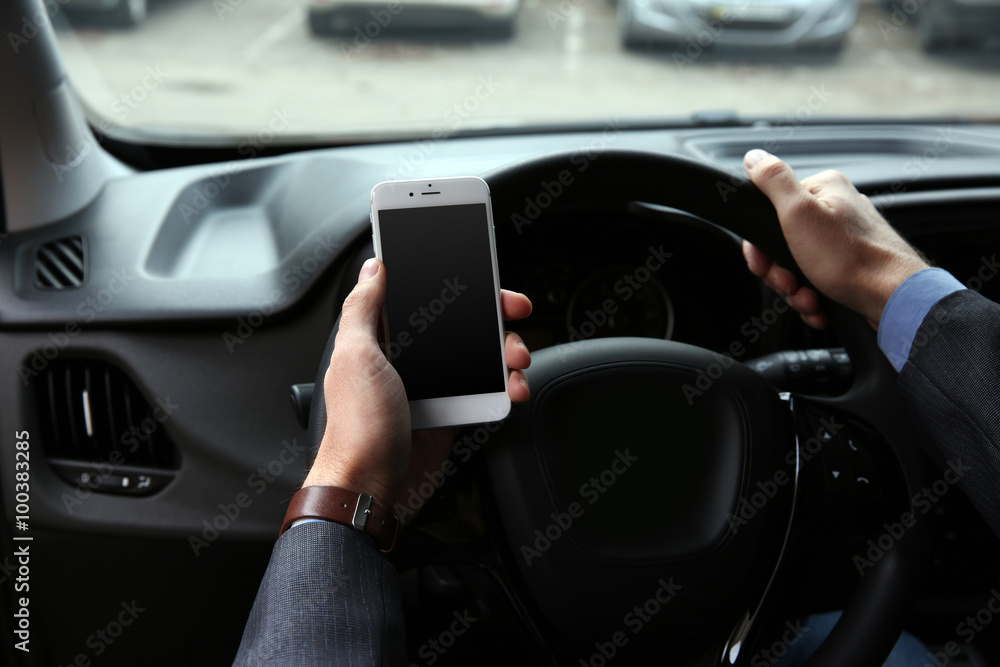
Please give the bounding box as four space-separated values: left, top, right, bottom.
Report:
279 485 399 553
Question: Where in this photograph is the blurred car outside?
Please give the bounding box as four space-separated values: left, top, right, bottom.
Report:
879 0 1000 51
64 0 147 27
307 0 520 38
618 0 859 52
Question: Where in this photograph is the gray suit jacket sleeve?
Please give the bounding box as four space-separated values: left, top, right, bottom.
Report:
234 520 407 666
898 289 1000 535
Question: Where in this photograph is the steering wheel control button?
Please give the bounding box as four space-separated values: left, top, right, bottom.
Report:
843 436 879 497
822 445 852 494
797 405 883 500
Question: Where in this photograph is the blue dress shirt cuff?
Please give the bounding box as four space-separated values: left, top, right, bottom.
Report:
878 267 966 372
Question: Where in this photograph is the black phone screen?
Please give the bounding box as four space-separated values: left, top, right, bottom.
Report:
377 203 505 402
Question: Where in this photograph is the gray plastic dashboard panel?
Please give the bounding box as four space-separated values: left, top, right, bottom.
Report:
3 124 1000 327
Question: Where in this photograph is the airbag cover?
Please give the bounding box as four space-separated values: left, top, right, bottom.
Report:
487 337 794 662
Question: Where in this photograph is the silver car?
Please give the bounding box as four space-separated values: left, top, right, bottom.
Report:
619 0 858 51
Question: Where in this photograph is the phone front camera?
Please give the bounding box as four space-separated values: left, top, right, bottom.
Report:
409 192 414 197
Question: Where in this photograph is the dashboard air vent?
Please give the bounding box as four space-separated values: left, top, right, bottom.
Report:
37 360 178 495
34 236 86 289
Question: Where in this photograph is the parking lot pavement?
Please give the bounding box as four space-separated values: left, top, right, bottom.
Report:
52 0 1000 139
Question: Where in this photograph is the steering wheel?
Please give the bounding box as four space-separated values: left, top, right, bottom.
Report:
310 150 928 667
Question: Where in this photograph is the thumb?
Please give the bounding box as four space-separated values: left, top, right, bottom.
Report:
338 258 386 345
744 150 810 220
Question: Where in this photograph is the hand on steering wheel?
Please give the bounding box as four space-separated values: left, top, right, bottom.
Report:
741 149 929 330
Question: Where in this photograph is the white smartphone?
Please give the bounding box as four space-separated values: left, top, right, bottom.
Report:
370 176 511 430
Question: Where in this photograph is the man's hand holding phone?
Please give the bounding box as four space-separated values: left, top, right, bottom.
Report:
303 257 532 517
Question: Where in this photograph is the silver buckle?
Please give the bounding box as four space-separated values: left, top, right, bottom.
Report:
352 493 373 531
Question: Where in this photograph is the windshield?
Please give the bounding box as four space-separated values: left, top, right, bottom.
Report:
45 0 1000 142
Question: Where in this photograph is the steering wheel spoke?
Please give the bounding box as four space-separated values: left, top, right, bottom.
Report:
787 395 903 530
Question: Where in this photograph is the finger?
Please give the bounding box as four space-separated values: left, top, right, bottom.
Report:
744 150 812 220
785 287 823 315
801 311 828 330
508 369 530 403
803 169 857 199
763 261 799 296
337 258 386 346
504 331 531 371
742 240 773 278
501 290 532 321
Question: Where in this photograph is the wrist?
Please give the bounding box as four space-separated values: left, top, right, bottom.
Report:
303 437 400 507
862 253 930 330
303 470 397 508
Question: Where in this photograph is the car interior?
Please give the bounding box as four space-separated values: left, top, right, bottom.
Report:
2 0 1000 665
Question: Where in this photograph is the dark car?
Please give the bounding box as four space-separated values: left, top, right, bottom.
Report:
65 0 147 27
881 0 1000 50
308 0 519 36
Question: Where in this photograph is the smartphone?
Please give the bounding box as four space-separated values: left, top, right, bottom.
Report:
370 176 510 429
